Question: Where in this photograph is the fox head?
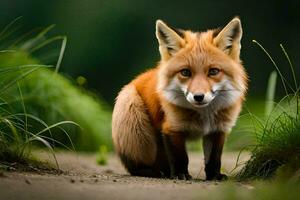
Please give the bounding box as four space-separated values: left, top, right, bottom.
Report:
156 17 248 110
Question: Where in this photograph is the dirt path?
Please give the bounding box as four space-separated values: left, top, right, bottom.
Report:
0 151 250 200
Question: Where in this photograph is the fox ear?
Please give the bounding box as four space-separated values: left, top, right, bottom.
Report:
156 20 185 60
213 17 242 60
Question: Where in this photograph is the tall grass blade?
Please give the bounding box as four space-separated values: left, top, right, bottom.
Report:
36 24 56 38
0 16 22 41
19 25 55 51
0 50 16 53
29 36 66 53
55 36 67 73
34 121 80 137
9 28 42 48
252 40 290 94
0 64 53 74
27 135 59 169
265 71 277 117
280 44 298 90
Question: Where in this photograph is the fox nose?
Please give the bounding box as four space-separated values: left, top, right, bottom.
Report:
193 94 205 102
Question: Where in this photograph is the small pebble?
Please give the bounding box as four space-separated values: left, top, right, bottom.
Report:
0 171 6 177
104 169 113 174
25 179 31 185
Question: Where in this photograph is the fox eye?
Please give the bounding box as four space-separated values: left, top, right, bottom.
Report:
208 68 220 76
180 69 192 77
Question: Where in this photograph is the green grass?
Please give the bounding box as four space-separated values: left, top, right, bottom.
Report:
237 96 299 179
194 180 300 199
0 50 112 151
236 41 299 180
0 63 78 169
0 18 112 170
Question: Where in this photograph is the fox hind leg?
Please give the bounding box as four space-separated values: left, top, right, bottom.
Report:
112 85 160 177
119 153 163 177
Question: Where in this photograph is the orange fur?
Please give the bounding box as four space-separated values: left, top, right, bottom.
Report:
112 17 248 179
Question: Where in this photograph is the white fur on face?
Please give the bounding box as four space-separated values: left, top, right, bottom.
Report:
162 78 194 109
162 76 242 111
186 91 214 107
210 76 242 110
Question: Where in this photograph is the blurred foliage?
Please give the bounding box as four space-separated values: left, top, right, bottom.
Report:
194 181 300 200
0 0 299 104
96 145 108 165
0 1 299 156
0 50 112 151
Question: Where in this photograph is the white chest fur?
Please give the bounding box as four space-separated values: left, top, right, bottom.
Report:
165 104 239 138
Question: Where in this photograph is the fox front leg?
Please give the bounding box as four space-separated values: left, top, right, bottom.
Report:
202 131 227 180
162 133 191 180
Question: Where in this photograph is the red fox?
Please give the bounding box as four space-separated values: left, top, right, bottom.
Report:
112 17 248 180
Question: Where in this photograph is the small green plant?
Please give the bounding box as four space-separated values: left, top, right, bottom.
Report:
236 40 299 180
96 145 108 165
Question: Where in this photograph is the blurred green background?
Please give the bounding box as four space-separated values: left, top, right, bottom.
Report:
0 0 299 153
1 0 299 103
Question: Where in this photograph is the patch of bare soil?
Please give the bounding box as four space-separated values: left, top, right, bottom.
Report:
0 151 250 200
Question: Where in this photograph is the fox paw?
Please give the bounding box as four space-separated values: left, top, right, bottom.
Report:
170 173 192 180
206 173 228 181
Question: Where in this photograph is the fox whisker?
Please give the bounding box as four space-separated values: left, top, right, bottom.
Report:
214 89 239 92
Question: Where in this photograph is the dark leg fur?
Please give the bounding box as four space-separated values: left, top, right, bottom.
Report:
118 133 191 180
119 153 162 178
162 134 191 180
202 131 227 181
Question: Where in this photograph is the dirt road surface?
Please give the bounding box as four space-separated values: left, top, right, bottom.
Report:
0 151 250 200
